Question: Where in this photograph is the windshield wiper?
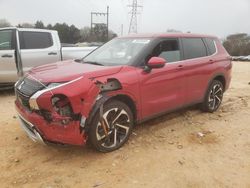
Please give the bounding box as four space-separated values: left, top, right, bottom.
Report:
74 58 83 63
84 61 104 66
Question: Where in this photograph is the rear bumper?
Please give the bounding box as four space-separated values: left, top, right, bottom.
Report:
15 100 87 146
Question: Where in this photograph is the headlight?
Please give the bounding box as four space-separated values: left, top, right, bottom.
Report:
46 82 64 89
51 95 73 117
29 97 39 110
29 82 64 110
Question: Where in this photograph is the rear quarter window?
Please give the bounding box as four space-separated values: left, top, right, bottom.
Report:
204 38 216 55
20 31 53 49
182 38 207 60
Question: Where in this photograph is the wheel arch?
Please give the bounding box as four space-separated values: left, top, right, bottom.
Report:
107 94 137 122
201 73 225 112
208 73 226 91
84 93 137 133
202 73 226 101
212 74 226 91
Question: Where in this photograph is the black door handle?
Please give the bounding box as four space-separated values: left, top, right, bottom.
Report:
208 59 215 64
177 65 184 69
1 54 13 58
48 52 57 55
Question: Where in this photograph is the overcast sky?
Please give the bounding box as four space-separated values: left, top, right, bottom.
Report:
1 0 250 38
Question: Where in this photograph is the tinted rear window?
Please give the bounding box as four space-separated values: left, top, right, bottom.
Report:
182 38 207 60
20 31 53 49
204 38 216 55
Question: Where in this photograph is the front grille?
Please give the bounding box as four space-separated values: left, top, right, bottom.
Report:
15 77 46 110
16 77 46 96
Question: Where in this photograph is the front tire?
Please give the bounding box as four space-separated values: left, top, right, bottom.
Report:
201 80 224 112
88 100 134 152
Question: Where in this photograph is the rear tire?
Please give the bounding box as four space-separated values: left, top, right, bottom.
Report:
201 80 224 112
88 100 134 152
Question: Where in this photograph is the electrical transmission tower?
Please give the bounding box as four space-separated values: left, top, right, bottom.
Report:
128 0 142 34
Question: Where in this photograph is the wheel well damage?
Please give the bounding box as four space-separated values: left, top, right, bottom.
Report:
39 77 137 136
95 78 122 92
81 78 137 133
80 78 123 132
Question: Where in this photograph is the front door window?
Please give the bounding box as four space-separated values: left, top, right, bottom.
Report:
151 39 181 63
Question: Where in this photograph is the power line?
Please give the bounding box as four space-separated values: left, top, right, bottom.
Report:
128 0 142 34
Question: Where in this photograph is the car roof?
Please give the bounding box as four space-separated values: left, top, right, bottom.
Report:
119 33 217 39
0 27 57 33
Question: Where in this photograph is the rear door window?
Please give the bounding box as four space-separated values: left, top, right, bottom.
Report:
20 31 53 49
0 30 14 50
204 38 216 55
182 38 207 60
151 39 181 63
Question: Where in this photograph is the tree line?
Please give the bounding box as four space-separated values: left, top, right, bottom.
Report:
223 33 250 56
0 19 117 44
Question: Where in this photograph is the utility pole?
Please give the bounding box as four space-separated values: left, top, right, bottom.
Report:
128 0 142 34
121 24 124 36
90 6 109 41
107 6 109 40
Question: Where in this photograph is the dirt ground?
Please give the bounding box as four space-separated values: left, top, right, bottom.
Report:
0 62 249 188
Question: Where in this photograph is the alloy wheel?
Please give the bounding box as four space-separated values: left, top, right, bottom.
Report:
96 107 131 149
208 83 223 110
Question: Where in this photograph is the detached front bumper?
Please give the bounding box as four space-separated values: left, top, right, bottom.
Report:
18 114 45 144
15 100 87 146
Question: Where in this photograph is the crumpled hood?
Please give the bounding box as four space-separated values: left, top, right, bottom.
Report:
28 60 123 83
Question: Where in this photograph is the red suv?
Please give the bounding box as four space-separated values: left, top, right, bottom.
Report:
15 33 232 152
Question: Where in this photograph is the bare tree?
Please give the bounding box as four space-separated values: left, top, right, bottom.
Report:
0 19 11 28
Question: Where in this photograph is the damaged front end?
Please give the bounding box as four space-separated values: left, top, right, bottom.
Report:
15 76 94 145
15 74 123 146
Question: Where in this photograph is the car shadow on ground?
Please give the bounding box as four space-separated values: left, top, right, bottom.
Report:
40 104 203 157
0 88 15 96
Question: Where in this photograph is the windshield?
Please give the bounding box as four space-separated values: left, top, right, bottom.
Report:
83 38 151 66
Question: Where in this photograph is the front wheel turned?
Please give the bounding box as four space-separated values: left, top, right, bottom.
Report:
88 100 134 152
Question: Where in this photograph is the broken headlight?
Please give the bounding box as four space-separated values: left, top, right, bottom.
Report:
29 82 65 110
51 95 73 125
29 97 39 110
51 95 73 117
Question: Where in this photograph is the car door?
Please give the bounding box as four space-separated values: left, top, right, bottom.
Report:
0 29 18 84
19 31 61 73
180 37 214 104
137 38 187 119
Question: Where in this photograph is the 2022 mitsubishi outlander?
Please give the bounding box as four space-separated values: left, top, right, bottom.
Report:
15 33 232 152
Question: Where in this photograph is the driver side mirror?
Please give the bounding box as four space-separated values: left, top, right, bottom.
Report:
144 57 166 72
